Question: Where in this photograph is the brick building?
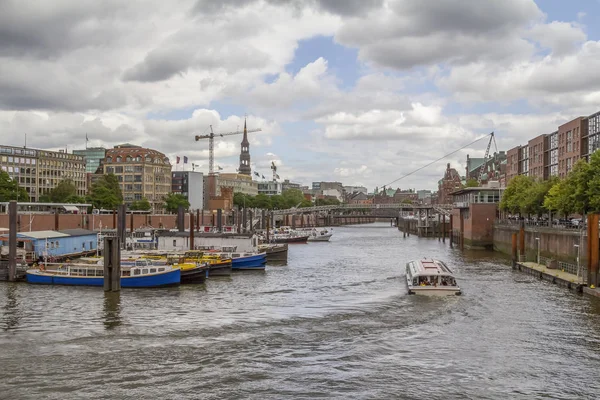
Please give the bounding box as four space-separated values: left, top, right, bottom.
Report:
437 163 463 204
557 117 587 178
528 135 546 180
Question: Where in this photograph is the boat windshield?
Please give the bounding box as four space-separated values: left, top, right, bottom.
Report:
412 275 456 287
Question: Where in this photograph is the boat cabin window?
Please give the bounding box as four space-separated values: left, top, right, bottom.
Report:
232 254 239 258
142 268 148 274
149 268 157 273
133 269 141 276
158 267 165 272
441 276 456 286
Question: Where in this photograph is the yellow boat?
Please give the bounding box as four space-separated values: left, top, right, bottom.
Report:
184 251 232 277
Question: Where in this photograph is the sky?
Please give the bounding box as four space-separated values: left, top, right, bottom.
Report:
2 0 600 192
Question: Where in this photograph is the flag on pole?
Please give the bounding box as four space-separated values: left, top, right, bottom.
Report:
176 156 181 164
183 156 188 164
276 174 280 179
217 165 223 171
85 134 89 142
262 174 265 179
254 171 260 177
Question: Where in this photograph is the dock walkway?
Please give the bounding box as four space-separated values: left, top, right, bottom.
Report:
515 261 600 298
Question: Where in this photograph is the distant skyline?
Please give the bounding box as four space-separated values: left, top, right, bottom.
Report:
2 1 600 191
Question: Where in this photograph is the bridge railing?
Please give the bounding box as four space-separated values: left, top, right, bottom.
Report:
271 203 454 216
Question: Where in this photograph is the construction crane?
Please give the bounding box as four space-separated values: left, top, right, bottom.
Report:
271 161 277 181
477 132 497 185
194 123 262 175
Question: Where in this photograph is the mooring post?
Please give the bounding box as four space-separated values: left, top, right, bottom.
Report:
437 214 441 241
459 211 465 250
261 209 266 230
271 211 275 229
8 200 17 282
519 220 525 261
449 214 454 248
189 212 195 250
266 215 270 242
54 210 59 231
511 232 518 267
442 215 446 243
130 211 134 235
196 209 200 232
112 209 117 229
587 213 599 287
117 204 126 249
242 208 247 233
249 209 254 233
201 209 205 228
103 236 121 292
217 209 223 232
177 205 184 232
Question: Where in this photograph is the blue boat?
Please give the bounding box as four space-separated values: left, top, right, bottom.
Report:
209 252 267 270
26 259 180 287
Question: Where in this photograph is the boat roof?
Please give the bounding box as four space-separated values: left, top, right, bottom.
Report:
409 259 453 275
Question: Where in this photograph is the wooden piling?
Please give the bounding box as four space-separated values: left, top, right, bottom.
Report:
437 214 441 241
511 233 518 266
217 209 223 232
103 236 121 292
449 214 453 248
249 210 254 233
519 220 525 259
54 211 59 231
196 209 200 231
130 212 134 234
459 212 465 250
112 209 117 229
587 214 599 287
8 201 17 282
442 215 446 243
189 212 195 250
266 215 270 242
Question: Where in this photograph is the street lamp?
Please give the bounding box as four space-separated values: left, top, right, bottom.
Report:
535 237 540 264
574 244 581 283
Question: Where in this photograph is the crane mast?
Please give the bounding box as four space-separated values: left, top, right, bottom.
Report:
477 132 497 185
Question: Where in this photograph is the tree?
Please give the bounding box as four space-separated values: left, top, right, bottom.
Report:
465 178 479 187
499 175 533 215
88 174 123 210
233 192 255 209
299 199 313 208
164 193 190 213
569 159 592 215
254 193 272 209
0 170 29 202
281 189 306 208
521 178 556 217
544 179 574 219
587 151 600 212
130 197 151 211
48 179 77 203
65 195 87 204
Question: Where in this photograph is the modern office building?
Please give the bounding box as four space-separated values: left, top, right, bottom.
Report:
258 181 283 196
73 147 106 174
103 144 172 212
0 145 86 202
172 171 204 211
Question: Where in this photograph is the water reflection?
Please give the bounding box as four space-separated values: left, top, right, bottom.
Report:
1 283 21 331
102 291 122 330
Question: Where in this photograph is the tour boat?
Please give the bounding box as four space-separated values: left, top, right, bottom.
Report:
257 243 288 263
26 259 181 287
405 259 461 296
123 254 209 284
203 249 267 270
184 251 233 276
263 227 309 244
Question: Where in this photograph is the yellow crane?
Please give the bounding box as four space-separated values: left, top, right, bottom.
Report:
194 123 261 175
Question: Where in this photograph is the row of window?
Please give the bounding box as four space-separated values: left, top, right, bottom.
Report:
106 155 169 164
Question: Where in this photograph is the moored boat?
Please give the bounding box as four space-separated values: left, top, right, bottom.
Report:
405 259 461 296
184 251 233 277
203 249 266 271
257 243 288 263
26 259 180 288
306 228 333 242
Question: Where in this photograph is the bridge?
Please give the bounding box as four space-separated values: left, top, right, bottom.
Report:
271 203 454 216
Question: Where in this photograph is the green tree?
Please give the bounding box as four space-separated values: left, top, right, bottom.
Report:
88 173 123 210
316 198 341 206
0 170 29 201
570 159 592 215
281 189 306 208
270 195 286 209
521 178 556 217
233 192 255 209
465 178 479 187
49 179 77 203
500 175 534 215
588 151 600 212
163 193 190 213
130 197 151 211
254 193 272 209
65 195 87 204
544 179 574 218
299 199 313 208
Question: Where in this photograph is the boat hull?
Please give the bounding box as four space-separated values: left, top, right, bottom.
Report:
180 266 209 284
308 233 332 242
406 284 461 296
26 269 181 288
232 254 267 270
264 244 288 263
270 236 309 244
208 263 232 277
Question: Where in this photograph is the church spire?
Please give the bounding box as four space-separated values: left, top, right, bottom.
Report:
239 117 251 175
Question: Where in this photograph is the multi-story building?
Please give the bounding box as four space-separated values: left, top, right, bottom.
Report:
519 145 529 177
528 135 546 180
587 111 600 158
437 163 463 204
73 147 106 174
311 182 321 190
558 117 587 178
282 179 301 191
215 173 258 197
466 152 507 184
258 181 283 196
505 146 520 184
172 171 204 211
393 189 418 203
0 145 86 202
545 131 559 178
103 144 172 212
343 185 368 195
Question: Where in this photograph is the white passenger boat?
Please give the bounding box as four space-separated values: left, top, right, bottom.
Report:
299 228 333 242
405 259 461 296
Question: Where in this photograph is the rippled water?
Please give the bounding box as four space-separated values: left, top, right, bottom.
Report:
2 223 600 399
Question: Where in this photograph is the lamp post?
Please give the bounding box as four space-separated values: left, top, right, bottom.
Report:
535 237 540 264
574 244 581 283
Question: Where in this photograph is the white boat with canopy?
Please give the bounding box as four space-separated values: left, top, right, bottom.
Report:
405 259 461 296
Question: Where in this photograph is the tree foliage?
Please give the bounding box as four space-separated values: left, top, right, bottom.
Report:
88 174 123 210
499 175 534 215
163 193 190 213
0 170 29 202
544 179 574 218
130 197 151 211
49 179 77 203
315 197 341 206
465 178 479 188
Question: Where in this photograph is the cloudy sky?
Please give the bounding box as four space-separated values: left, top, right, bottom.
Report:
2 0 599 191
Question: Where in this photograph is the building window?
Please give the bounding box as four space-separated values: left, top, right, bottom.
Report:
173 240 177 247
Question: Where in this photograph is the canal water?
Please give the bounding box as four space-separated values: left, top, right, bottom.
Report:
2 223 600 399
